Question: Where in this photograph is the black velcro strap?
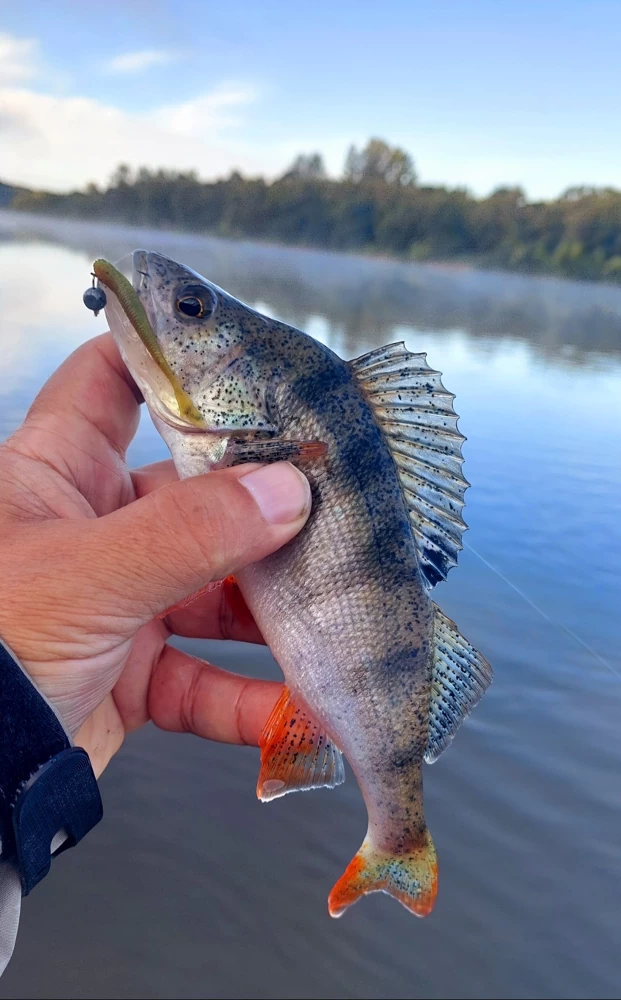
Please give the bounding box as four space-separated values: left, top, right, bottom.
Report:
0 641 102 895
12 748 102 895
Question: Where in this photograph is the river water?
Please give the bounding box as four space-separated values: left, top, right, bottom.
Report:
0 212 620 1000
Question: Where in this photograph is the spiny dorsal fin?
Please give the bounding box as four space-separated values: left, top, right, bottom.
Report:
425 605 493 763
349 342 469 587
257 687 345 801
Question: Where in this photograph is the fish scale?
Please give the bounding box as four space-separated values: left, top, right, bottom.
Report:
101 250 493 920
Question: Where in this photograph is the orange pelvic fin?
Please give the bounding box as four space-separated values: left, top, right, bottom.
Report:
155 580 221 619
257 687 345 802
221 575 257 633
156 574 256 629
328 831 438 919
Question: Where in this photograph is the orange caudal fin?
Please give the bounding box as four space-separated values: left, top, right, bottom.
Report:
257 687 345 801
328 831 438 919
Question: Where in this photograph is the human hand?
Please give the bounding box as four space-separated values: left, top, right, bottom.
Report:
0 334 311 777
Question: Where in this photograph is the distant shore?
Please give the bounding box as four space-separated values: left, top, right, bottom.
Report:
3 210 621 362
5 158 621 286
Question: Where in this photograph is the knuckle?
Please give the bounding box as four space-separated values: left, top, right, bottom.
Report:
167 475 254 576
147 485 217 582
233 678 252 745
217 581 234 641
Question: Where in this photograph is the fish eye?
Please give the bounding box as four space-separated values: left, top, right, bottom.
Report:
177 296 203 317
175 284 217 320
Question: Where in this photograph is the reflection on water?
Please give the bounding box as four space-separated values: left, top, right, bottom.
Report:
5 211 621 362
0 212 620 1000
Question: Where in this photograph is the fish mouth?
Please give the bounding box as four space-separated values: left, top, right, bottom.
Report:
123 250 207 432
150 395 209 434
94 252 205 432
131 249 149 294
129 251 265 439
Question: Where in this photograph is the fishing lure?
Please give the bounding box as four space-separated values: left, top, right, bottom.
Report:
84 259 204 426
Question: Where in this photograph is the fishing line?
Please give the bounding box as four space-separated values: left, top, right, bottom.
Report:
463 539 621 682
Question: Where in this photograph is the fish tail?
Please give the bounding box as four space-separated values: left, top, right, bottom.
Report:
328 829 438 919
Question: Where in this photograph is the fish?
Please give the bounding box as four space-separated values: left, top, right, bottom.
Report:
96 251 492 919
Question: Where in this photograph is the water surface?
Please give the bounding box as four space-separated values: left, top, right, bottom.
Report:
0 212 620 1000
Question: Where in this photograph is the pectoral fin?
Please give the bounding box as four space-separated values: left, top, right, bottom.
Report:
257 687 345 801
225 439 327 466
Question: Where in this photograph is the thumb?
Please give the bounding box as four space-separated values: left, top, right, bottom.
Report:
89 462 311 622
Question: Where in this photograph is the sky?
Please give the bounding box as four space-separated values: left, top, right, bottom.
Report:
1 0 621 200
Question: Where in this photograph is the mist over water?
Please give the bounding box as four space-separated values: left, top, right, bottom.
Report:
1 212 620 1000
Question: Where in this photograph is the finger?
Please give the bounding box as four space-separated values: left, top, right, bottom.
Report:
87 461 311 626
112 620 169 734
132 464 264 641
165 576 265 644
132 466 263 641
131 459 178 498
8 334 142 515
148 643 282 745
27 332 142 443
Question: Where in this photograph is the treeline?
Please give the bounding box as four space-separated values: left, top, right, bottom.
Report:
8 139 621 282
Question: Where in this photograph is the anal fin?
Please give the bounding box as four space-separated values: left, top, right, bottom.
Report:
258 687 345 801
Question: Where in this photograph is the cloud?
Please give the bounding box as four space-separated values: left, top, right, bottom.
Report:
153 84 260 134
0 37 340 194
0 82 279 191
0 32 39 83
104 50 177 75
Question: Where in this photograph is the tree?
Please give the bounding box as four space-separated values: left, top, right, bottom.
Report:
280 153 327 181
561 185 599 201
12 149 621 284
344 138 417 186
110 163 133 187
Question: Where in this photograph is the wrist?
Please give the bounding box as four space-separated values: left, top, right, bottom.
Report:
0 636 103 975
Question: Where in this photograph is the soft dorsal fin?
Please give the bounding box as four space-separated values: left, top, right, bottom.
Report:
257 687 345 801
349 342 469 587
425 605 493 763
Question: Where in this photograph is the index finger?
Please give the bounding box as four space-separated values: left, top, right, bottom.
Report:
26 332 142 455
149 644 281 746
131 459 178 497
9 333 143 515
